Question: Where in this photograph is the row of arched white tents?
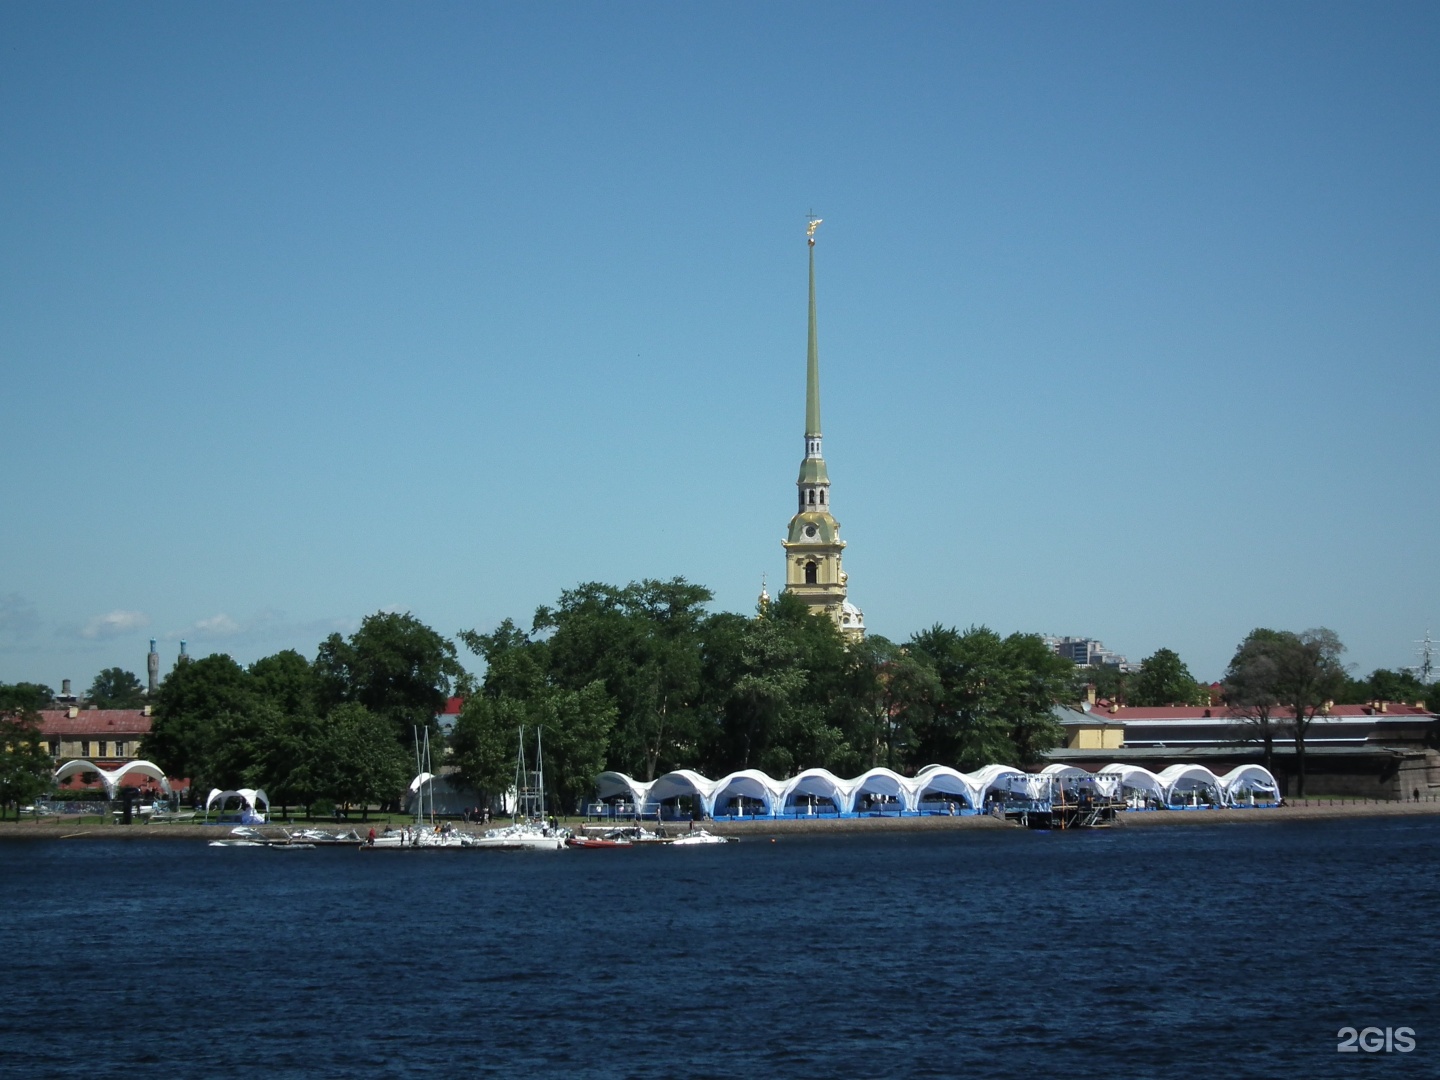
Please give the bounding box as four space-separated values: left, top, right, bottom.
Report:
49 761 274 821
595 762 1281 818
53 759 171 800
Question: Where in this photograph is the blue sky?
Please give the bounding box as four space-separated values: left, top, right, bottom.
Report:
2 1 1436 690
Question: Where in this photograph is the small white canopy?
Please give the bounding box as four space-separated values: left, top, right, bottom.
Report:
648 771 714 817
408 771 435 794
908 765 976 811
709 769 783 817
595 770 655 812
53 759 172 800
647 770 711 814
780 768 851 814
970 764 1045 804
850 767 916 812
1219 764 1281 804
1157 764 1225 805
205 788 269 822
1102 763 1167 805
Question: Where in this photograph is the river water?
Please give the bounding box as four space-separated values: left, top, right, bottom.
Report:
2 816 1437 1078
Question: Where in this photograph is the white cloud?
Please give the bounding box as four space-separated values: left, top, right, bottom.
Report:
166 609 357 646
187 614 244 640
78 610 151 640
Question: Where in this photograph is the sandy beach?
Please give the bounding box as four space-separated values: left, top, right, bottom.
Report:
4 797 1439 841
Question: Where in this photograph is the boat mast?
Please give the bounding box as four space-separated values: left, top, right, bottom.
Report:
513 725 526 823
536 726 546 823
423 728 433 826
413 726 423 828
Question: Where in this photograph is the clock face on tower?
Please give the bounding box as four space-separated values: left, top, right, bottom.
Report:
803 524 818 539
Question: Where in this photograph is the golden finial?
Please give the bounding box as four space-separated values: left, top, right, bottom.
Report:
806 215 822 245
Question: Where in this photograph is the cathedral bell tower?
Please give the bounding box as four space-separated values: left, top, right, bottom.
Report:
782 217 864 640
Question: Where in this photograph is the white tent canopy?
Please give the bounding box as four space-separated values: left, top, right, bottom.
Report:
1219 765 1281 804
970 764 1045 805
710 770 783 818
1157 764 1225 805
595 770 655 811
908 766 975 811
1041 764 1121 800
780 768 851 815
1102 764 1168 807
850 767 915 812
53 759 172 801
205 788 269 822
647 770 711 814
593 761 1283 818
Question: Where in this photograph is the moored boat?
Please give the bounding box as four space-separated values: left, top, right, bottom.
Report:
565 833 633 849
669 827 736 846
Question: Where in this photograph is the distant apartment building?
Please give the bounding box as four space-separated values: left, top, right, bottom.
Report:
1044 635 1134 671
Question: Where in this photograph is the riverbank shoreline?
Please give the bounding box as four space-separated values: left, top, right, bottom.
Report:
4 798 1439 841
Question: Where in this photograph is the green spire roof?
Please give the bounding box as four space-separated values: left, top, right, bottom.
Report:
806 240 821 438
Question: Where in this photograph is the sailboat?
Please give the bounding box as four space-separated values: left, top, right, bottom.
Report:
369 726 461 849
467 726 567 851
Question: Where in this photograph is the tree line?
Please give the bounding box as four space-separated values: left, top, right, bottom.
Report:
449 580 1076 812
1 580 1431 815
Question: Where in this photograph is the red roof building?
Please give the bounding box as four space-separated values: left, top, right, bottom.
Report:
32 708 186 791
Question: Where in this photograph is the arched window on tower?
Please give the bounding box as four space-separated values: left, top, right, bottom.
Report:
808 490 816 505
819 490 826 505
805 561 818 584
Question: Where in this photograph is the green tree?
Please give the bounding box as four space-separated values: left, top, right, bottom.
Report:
451 695 525 804
249 649 319 716
0 683 54 712
1271 628 1349 798
1004 633 1077 764
1349 668 1428 705
1129 648 1208 707
707 603 808 775
534 579 711 781
459 618 550 702
764 591 855 774
202 701 278 792
1222 628 1288 773
311 703 410 819
144 654 254 788
844 635 938 770
85 667 146 709
253 708 324 817
536 682 617 816
904 626 1070 771
0 710 54 818
315 612 468 750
